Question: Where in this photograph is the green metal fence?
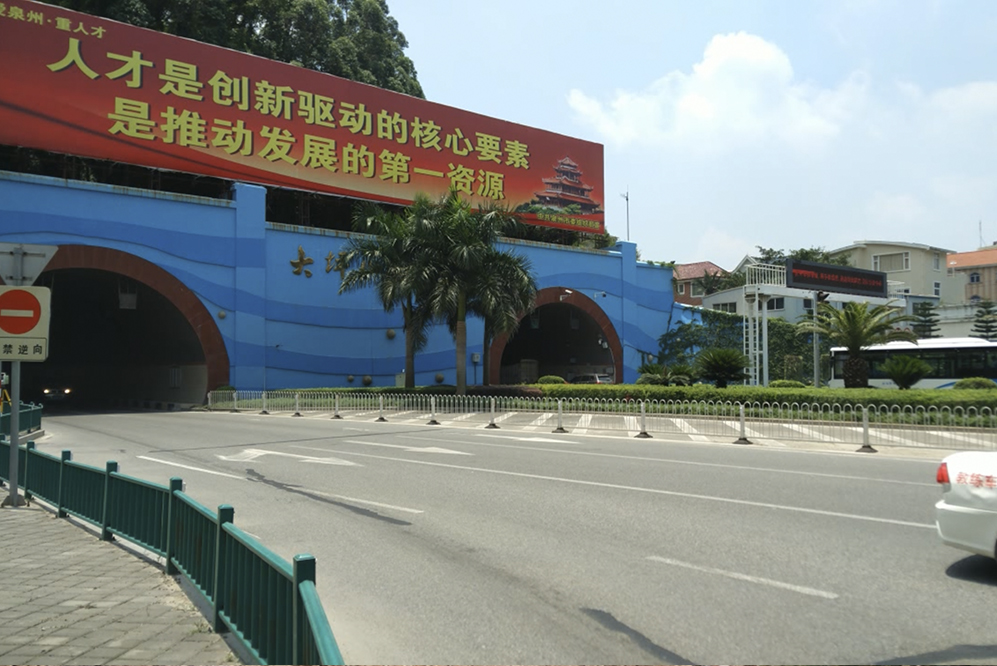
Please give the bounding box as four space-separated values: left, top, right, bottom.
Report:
0 401 43 437
0 440 344 666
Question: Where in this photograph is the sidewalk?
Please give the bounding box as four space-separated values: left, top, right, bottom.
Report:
0 502 239 666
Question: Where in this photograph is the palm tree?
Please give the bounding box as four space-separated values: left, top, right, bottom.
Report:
336 201 434 389
465 250 537 386
798 301 916 388
417 189 536 395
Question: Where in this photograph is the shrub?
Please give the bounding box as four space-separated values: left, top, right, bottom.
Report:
694 348 749 389
769 380 807 389
637 362 665 375
952 377 997 390
881 355 933 390
536 375 566 384
636 373 667 385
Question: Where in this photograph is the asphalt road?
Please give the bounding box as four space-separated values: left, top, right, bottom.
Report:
30 409 997 665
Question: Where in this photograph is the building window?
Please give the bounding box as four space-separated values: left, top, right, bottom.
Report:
803 298 813 309
933 281 941 297
933 252 941 271
872 251 910 272
690 283 705 297
970 272 981 284
677 283 685 294
971 295 982 305
766 297 785 311
714 302 737 313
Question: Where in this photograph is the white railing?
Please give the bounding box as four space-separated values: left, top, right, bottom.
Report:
745 263 786 287
206 391 997 451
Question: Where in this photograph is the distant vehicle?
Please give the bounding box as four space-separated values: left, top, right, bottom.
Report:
571 374 614 384
829 337 997 389
935 452 997 559
41 385 73 403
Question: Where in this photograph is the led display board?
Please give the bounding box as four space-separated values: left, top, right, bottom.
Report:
785 259 888 299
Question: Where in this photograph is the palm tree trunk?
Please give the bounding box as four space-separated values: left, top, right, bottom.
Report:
403 306 415 389
843 357 868 389
456 291 467 395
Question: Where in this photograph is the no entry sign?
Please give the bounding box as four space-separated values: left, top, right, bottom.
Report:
0 286 50 362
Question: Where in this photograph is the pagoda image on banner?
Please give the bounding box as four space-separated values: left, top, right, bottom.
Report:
528 157 603 214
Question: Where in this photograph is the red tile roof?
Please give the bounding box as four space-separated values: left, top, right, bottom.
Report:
673 261 726 281
948 248 997 269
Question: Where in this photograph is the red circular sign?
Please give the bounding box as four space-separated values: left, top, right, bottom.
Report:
0 289 42 335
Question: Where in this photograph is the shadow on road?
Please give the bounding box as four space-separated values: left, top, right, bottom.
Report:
876 643 997 665
944 555 997 587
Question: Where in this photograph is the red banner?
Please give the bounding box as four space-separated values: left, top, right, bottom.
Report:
0 1 605 233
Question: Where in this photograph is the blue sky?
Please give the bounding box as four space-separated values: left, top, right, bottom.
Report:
390 0 997 270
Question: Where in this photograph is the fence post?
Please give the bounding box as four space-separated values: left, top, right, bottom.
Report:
213 505 234 633
428 396 439 425
857 406 877 453
293 393 302 417
260 391 268 415
552 399 567 433
292 553 317 666
376 395 387 422
636 401 652 438
165 477 182 576
332 393 342 419
57 450 71 518
23 441 34 501
486 397 499 429
207 391 213 411
734 403 752 444
232 392 238 413
101 461 118 541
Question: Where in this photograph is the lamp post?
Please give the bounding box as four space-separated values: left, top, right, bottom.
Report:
620 189 630 241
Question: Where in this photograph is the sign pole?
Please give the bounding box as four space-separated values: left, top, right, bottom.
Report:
813 290 820 389
3 247 24 507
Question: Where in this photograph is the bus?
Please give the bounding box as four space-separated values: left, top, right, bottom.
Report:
829 337 997 389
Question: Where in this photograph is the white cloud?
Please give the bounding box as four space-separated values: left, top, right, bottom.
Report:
568 32 867 154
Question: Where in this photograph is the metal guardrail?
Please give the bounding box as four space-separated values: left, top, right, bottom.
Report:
208 390 997 451
0 440 344 666
1 401 43 436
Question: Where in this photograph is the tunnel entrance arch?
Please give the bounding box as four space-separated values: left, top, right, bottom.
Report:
3 245 229 406
489 287 623 384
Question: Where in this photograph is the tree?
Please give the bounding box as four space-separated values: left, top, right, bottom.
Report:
418 190 537 395
54 0 424 97
336 200 434 388
465 250 537 386
882 355 932 390
970 301 997 342
754 246 851 267
911 302 941 339
694 348 749 389
797 302 916 388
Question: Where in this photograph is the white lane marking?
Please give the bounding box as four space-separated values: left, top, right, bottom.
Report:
395 435 932 486
337 440 471 455
575 413 592 435
136 456 245 479
289 447 935 528
305 489 424 514
783 423 839 442
216 448 358 466
671 418 711 441
460 434 580 444
646 556 839 599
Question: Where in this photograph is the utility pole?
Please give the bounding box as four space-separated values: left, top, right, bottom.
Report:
620 189 630 241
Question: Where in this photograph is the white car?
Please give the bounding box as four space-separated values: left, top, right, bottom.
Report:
935 451 997 559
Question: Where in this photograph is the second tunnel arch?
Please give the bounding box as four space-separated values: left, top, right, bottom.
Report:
489 287 623 384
